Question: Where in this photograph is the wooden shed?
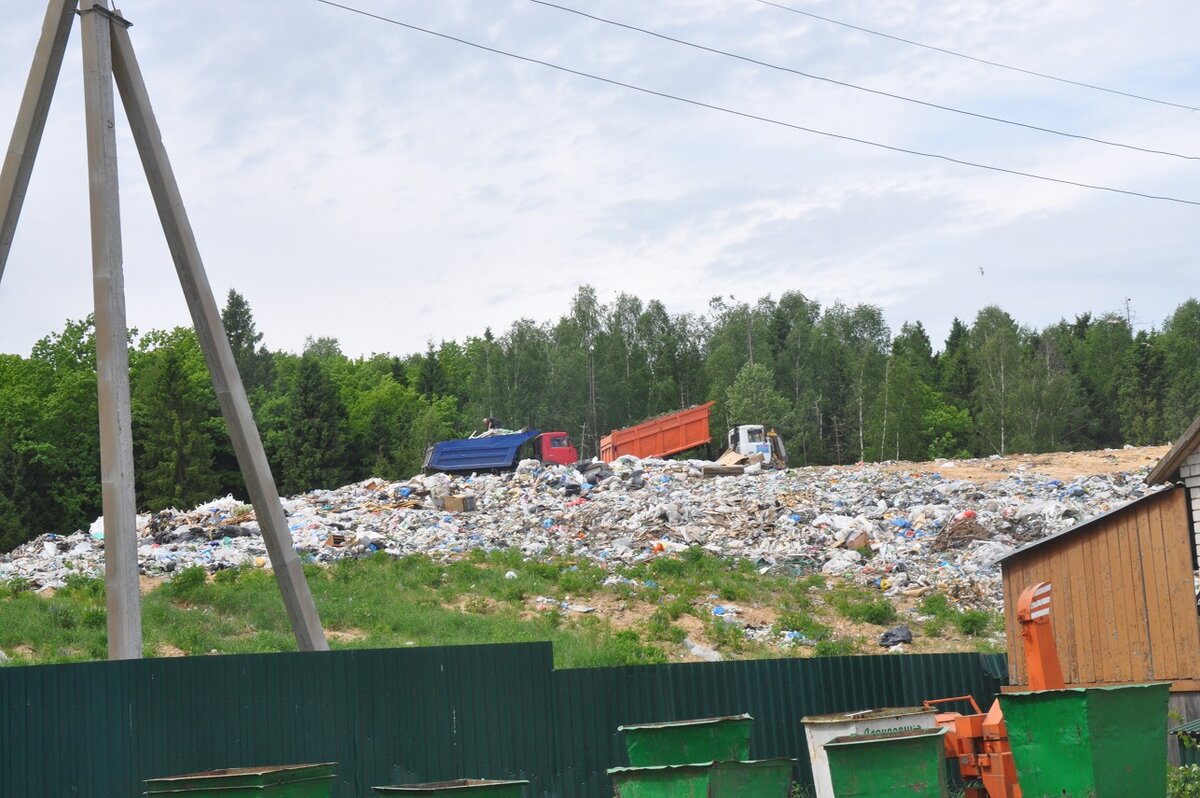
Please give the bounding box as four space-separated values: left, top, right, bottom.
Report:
1146 412 1200 560
998 485 1200 690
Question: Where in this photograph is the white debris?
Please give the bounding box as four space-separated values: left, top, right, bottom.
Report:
0 457 1162 614
685 638 722 661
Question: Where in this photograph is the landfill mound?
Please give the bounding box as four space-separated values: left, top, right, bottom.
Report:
0 447 1166 611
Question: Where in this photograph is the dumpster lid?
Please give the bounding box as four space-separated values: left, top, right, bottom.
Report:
618 713 752 732
607 757 795 775
801 706 932 724
1003 681 1171 698
146 763 337 782
824 727 946 748
374 779 530 791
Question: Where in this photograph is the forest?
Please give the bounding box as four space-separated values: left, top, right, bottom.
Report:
1 286 1198 552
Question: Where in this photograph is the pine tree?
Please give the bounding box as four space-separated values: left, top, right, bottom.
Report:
893 322 936 383
416 344 448 399
1117 331 1167 445
937 318 974 410
137 342 218 509
275 354 349 494
221 289 275 394
1077 314 1132 447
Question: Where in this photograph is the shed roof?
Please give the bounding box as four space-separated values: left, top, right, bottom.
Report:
995 485 1178 566
1147 413 1200 485
1173 718 1200 736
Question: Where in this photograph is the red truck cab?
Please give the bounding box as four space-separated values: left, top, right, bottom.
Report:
535 431 579 466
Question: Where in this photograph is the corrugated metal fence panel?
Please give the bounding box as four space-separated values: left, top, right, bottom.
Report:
0 653 138 795
0 642 558 797
0 642 1006 797
549 652 1008 798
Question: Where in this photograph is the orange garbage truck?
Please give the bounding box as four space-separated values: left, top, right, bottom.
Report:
599 402 716 462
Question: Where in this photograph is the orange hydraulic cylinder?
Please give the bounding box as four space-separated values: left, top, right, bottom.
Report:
1016 581 1065 691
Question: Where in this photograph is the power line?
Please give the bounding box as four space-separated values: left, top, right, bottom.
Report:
528 0 1198 161
310 0 1200 207
755 0 1200 113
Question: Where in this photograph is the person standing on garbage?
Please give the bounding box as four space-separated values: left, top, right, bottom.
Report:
483 416 501 431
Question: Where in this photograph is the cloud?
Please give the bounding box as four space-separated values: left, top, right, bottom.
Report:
1 0 1197 359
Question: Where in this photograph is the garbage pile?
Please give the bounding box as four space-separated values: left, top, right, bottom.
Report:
0 454 1160 611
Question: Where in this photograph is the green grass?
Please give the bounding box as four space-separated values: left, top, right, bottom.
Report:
659 595 692 620
0 553 673 668
918 592 954 618
956 609 992 636
829 586 898 626
972 638 1005 654
918 592 1002 640
776 609 832 642
646 608 688 644
0 548 995 668
620 545 762 604
814 637 862 656
706 616 748 652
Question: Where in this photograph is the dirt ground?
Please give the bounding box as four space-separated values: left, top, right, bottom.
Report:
140 575 165 594
512 590 991 662
871 444 1169 484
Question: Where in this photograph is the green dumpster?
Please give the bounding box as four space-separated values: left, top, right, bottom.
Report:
824 727 947 798
1001 682 1170 798
619 714 753 767
143 763 336 797
608 758 794 798
373 779 528 797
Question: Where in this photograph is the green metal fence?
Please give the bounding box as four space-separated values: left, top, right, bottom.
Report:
0 644 557 797
0 644 1007 797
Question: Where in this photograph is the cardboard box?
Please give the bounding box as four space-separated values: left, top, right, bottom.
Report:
717 449 749 466
444 493 477 512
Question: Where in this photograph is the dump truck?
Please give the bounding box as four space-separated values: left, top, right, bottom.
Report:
423 429 578 474
600 403 788 467
599 402 716 462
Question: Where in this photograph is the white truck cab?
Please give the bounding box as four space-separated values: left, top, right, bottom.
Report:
728 425 787 466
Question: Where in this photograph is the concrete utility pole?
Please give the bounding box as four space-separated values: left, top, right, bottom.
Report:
79 0 142 659
0 0 76 285
0 0 329 655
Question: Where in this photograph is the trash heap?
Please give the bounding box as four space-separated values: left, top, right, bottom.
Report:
0 454 1159 611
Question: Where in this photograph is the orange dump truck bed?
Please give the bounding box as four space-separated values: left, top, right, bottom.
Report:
599 401 715 462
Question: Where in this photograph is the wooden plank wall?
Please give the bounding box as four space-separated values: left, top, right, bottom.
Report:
1003 487 1200 686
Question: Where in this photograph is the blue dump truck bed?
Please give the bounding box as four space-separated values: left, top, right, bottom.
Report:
424 429 541 473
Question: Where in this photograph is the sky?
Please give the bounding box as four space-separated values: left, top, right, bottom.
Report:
1 0 1197 358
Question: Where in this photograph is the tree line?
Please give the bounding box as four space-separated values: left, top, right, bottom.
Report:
1 287 1198 552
